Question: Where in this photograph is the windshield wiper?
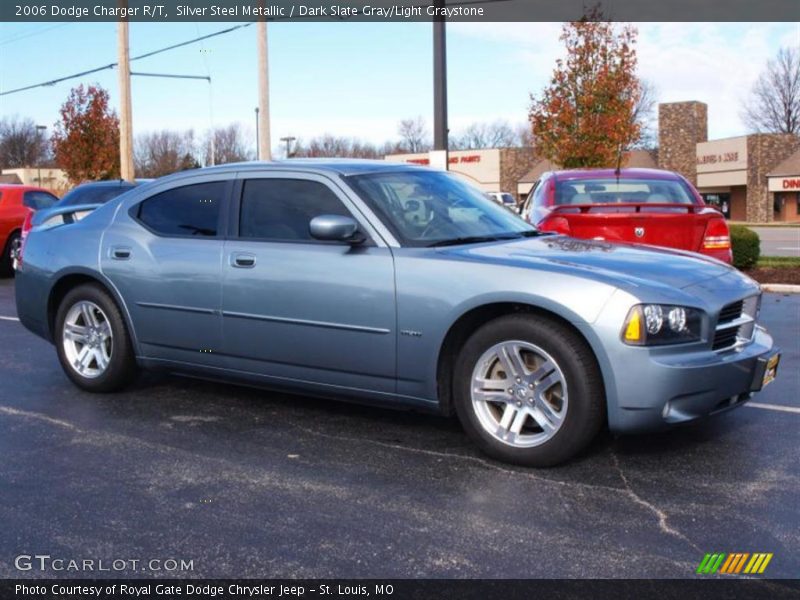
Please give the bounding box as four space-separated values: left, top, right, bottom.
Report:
427 234 521 247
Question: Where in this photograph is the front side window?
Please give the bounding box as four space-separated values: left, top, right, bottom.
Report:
347 170 535 247
239 179 351 241
23 191 58 210
136 182 225 237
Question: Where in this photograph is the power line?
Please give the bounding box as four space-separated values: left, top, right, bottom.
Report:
0 22 252 97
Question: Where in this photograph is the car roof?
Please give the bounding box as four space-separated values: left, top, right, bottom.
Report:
549 167 682 181
72 179 138 189
159 159 423 181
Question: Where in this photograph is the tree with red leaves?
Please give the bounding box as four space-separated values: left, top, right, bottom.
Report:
529 18 644 168
52 84 120 183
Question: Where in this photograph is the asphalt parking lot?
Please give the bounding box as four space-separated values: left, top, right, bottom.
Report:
0 278 798 579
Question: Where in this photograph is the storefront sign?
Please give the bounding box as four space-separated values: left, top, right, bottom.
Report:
768 176 800 192
696 137 748 174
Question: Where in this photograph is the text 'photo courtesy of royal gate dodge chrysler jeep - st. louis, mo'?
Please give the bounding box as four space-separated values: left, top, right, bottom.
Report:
14 160 780 467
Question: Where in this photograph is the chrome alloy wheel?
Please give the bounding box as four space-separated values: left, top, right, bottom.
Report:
62 301 113 379
470 340 568 448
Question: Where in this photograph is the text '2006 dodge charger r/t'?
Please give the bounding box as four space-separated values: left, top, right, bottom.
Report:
14 161 781 466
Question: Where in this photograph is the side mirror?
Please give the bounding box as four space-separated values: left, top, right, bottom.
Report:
309 215 365 244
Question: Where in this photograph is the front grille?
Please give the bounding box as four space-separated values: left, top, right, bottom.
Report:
718 300 743 324
712 295 759 352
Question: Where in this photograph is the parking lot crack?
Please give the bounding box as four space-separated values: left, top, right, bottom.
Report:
610 451 701 552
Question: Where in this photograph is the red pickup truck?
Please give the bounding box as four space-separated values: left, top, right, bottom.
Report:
0 184 59 276
520 168 732 263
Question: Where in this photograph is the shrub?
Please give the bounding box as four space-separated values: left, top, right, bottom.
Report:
730 225 760 270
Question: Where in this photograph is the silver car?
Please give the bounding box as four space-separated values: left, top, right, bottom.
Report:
14 161 780 466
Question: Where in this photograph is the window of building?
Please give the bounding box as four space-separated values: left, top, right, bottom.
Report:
239 179 351 241
136 182 225 237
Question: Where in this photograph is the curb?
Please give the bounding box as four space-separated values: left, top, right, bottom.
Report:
761 284 800 294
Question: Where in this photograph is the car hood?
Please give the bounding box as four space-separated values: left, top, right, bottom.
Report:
437 235 737 290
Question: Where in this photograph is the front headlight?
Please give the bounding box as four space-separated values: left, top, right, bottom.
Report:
621 304 703 346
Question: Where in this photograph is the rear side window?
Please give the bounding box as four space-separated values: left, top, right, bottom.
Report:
239 179 351 241
23 191 58 210
136 182 225 237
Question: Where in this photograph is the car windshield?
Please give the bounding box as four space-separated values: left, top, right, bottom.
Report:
347 170 537 247
59 184 134 207
555 178 694 205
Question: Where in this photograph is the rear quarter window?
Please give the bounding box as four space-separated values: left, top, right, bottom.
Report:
23 191 59 210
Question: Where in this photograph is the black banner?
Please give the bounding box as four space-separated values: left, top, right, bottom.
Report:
3 580 800 600
3 0 800 23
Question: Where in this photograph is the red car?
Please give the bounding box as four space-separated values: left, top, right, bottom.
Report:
520 168 732 263
0 184 59 276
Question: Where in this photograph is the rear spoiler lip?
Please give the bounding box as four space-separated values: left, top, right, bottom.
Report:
548 203 722 215
32 203 103 229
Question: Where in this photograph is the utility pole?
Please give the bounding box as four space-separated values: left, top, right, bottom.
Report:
257 21 271 161
280 136 296 159
117 16 135 181
255 107 260 159
432 4 448 153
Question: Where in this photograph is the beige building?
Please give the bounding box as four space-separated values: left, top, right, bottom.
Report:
658 101 800 222
385 148 537 197
0 167 69 192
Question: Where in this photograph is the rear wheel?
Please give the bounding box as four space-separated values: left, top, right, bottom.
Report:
453 314 605 467
0 231 21 277
55 284 138 392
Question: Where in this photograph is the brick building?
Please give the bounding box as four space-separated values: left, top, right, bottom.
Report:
658 101 800 222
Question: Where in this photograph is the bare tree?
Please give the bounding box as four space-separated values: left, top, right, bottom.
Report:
397 117 430 153
0 116 49 168
205 124 254 165
135 129 199 178
742 46 800 135
451 120 519 150
631 79 658 149
292 134 386 159
514 123 536 149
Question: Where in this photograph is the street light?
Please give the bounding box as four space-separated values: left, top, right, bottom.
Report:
255 107 260 160
280 136 296 159
35 125 47 187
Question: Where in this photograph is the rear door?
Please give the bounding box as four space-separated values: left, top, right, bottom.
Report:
220 172 396 394
101 176 231 367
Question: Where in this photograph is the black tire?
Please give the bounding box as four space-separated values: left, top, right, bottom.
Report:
0 231 20 277
55 283 138 393
453 314 605 467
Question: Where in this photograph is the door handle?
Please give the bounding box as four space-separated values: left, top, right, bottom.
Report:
110 246 131 260
231 252 256 268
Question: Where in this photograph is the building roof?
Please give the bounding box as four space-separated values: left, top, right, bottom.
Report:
0 173 22 185
768 148 800 177
518 150 658 183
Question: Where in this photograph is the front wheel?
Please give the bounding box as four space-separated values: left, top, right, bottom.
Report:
453 314 605 467
55 284 138 392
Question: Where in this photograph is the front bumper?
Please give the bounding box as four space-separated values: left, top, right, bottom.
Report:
607 326 777 433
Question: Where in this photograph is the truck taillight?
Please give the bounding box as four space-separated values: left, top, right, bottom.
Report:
539 216 571 235
703 218 731 250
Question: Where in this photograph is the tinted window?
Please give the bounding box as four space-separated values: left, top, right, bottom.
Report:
23 191 59 210
554 178 694 205
240 179 351 241
60 184 134 207
137 182 225 237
